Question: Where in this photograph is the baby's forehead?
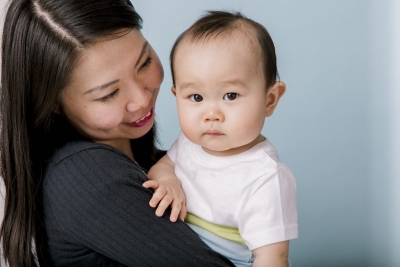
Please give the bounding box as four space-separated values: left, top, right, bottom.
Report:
174 31 264 75
179 26 260 52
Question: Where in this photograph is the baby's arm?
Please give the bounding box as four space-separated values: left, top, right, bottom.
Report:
252 241 289 267
144 155 186 222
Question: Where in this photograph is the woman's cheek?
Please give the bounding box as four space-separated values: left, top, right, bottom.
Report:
88 109 122 130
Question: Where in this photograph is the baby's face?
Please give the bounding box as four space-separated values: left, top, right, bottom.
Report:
172 36 269 156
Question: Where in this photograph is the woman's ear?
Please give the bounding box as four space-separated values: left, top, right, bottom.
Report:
265 81 286 117
171 86 177 96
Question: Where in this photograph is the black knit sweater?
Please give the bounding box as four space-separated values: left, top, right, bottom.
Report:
40 140 233 266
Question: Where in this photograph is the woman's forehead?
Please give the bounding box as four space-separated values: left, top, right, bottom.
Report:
67 30 146 92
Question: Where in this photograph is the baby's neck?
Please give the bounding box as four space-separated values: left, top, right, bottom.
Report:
202 134 265 157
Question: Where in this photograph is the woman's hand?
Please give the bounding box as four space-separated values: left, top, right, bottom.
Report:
144 155 186 222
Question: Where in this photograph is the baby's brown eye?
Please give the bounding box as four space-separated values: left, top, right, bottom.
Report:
190 94 203 102
223 93 238 101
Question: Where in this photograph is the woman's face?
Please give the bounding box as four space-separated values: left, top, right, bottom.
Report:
60 29 163 151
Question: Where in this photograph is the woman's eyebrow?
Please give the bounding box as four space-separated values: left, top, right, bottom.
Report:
84 79 119 95
134 41 149 68
84 41 149 95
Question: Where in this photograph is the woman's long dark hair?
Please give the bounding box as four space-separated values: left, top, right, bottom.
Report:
0 1 158 266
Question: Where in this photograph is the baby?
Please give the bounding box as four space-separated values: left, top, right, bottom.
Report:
147 10 298 267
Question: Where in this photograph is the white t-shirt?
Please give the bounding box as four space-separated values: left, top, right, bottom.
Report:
167 132 298 250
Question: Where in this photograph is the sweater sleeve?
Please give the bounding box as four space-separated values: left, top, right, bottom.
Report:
43 145 233 267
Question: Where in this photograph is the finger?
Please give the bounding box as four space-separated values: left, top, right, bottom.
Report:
155 195 173 217
149 187 166 207
178 204 187 221
142 180 159 189
169 201 182 222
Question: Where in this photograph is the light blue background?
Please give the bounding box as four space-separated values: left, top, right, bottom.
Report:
134 1 400 266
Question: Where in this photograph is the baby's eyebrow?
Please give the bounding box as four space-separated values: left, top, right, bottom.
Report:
220 79 247 87
178 79 248 91
179 82 196 91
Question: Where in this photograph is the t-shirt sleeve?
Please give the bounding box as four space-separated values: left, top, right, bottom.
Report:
43 146 233 267
236 163 298 250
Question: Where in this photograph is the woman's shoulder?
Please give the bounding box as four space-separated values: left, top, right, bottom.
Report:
51 140 131 166
44 140 147 188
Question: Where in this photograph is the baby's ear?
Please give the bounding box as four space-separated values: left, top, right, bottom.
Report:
171 86 177 96
265 81 286 117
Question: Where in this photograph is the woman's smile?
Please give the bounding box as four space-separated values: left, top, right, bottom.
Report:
128 107 154 127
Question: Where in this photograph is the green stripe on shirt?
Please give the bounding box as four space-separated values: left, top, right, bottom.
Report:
185 213 247 246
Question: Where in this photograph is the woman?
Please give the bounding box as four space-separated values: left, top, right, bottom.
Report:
0 0 234 266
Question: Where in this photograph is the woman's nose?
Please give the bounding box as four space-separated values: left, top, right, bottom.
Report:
126 87 152 113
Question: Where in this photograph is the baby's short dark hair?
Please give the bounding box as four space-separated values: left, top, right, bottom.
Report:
170 10 279 90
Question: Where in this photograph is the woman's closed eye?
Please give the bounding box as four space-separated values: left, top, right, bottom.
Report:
223 92 239 101
139 56 152 71
100 89 120 102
